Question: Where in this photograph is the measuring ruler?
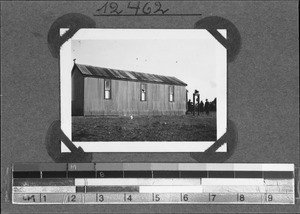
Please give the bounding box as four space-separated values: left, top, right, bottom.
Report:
12 163 295 204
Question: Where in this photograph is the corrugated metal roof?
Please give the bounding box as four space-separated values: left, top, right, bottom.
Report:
74 64 187 86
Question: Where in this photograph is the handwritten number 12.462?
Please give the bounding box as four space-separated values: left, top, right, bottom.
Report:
96 1 169 15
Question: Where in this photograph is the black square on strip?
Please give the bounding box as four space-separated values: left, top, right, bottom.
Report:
97 171 123 178
13 171 40 178
208 171 234 178
68 171 96 178
86 186 139 193
235 171 263 178
76 186 85 193
153 171 180 178
42 171 67 178
124 171 152 178
263 171 294 179
180 171 208 178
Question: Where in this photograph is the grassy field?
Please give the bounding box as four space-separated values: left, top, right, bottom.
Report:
72 112 216 141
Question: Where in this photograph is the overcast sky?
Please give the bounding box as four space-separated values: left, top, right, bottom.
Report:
71 35 218 101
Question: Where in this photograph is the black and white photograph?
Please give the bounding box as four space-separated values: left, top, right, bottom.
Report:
2 1 299 212
60 29 227 152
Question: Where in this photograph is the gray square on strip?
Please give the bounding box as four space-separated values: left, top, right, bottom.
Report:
124 193 152 202
84 193 97 203
95 163 123 171
97 193 124 203
13 194 40 204
123 163 152 171
209 193 237 202
236 193 262 203
68 163 95 171
40 193 65 203
63 194 84 203
152 193 181 202
263 194 294 204
181 193 209 202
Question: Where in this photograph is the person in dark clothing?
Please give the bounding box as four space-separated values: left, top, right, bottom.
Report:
187 99 192 114
199 101 204 114
204 99 210 115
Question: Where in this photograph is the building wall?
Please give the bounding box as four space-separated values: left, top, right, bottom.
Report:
83 77 186 116
71 68 84 116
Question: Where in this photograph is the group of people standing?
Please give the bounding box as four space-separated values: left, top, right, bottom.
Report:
187 99 211 115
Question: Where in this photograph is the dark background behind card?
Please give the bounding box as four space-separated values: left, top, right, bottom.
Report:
1 1 299 213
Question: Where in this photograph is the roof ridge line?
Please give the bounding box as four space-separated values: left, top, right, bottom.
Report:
75 63 180 79
74 63 187 86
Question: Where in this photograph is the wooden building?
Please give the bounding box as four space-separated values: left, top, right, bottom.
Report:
72 63 187 116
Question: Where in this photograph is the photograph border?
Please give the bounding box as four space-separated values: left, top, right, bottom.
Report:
60 28 227 152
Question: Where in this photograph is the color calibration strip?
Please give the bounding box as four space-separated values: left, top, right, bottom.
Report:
12 163 295 204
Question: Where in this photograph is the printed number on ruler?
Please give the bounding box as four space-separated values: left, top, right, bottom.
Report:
209 193 217 202
266 194 273 202
41 194 47 203
154 194 160 202
125 194 133 202
94 1 170 16
66 194 83 203
182 194 189 201
238 194 245 202
98 194 104 202
69 194 77 202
